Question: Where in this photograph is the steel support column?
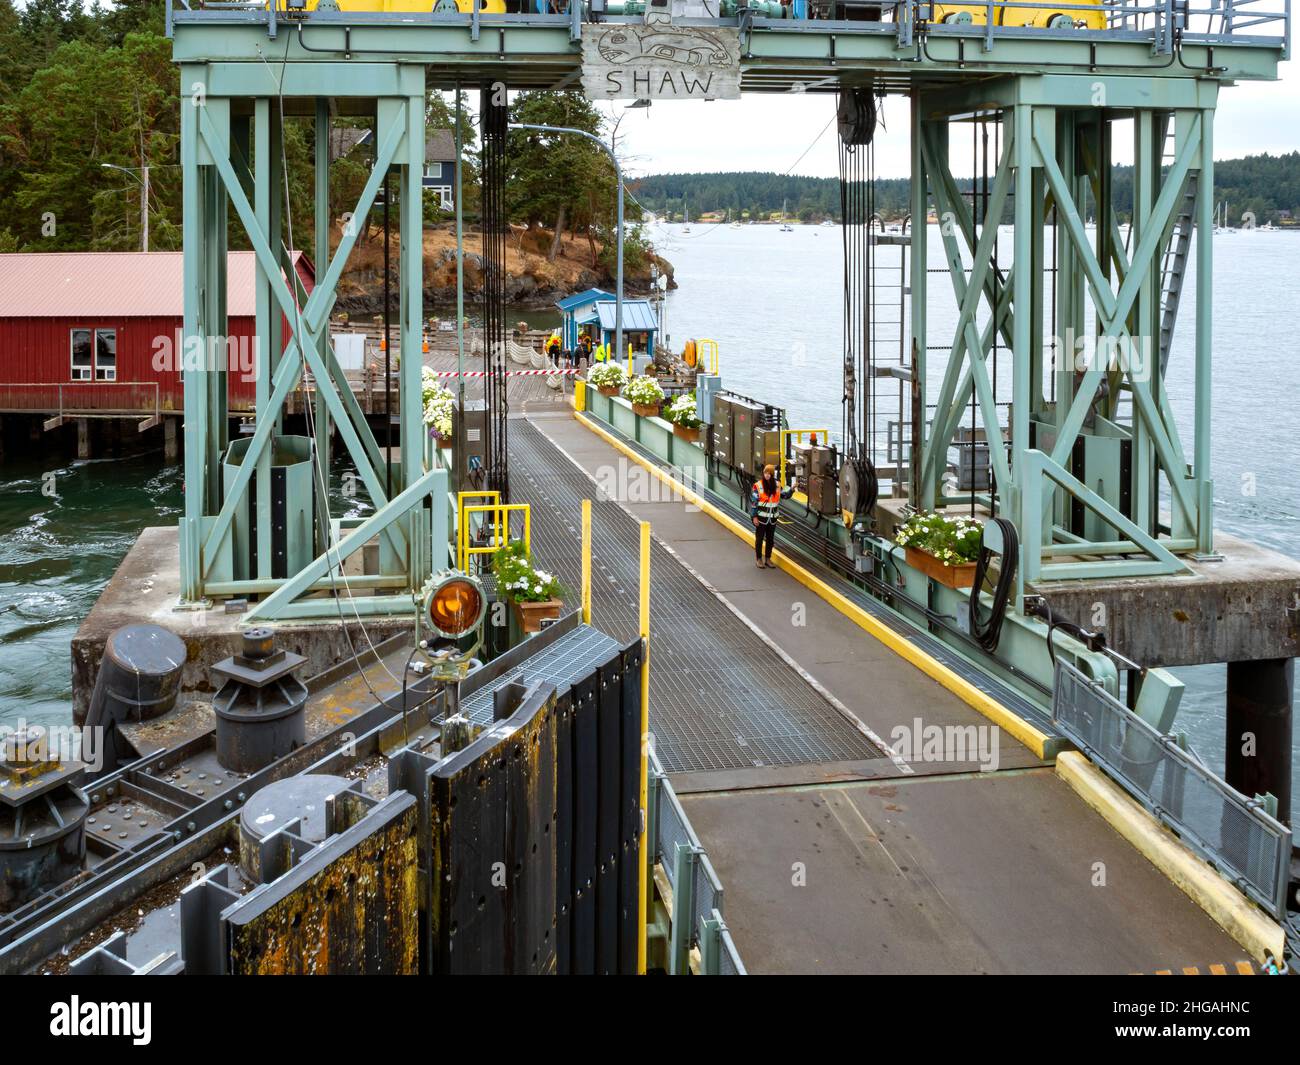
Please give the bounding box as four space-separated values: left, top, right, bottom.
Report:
912 76 1214 588
178 62 439 615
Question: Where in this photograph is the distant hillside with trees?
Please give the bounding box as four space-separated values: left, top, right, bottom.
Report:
632 152 1300 227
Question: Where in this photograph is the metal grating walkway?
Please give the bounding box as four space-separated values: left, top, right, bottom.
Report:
505 419 882 774
459 623 622 727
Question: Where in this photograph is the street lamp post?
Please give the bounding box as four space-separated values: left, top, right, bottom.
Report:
507 122 623 362
100 163 150 252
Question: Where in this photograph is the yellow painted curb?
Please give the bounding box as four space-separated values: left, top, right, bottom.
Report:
573 410 1052 759
1057 751 1285 965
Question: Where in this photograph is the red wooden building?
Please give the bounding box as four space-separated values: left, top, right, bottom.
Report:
0 251 314 420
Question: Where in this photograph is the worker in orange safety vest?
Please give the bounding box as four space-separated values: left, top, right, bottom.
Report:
749 463 792 569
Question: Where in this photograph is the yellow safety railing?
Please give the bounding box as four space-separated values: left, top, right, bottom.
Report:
581 498 592 625
778 428 832 495
456 491 531 572
637 520 650 975
697 338 720 375
456 491 499 547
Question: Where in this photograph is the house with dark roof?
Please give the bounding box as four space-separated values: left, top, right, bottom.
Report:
424 130 457 209
330 126 460 210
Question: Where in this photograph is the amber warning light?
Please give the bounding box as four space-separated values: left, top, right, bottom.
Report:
424 573 487 640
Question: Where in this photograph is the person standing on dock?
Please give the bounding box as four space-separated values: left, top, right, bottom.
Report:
546 331 562 365
750 464 791 569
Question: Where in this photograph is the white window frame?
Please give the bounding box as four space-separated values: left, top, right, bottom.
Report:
70 328 92 381
94 328 117 382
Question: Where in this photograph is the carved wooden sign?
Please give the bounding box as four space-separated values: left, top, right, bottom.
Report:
580 22 742 101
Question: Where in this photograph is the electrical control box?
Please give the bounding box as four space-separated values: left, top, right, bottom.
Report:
793 441 835 492
752 426 782 479
808 472 839 515
711 394 735 467
458 399 489 492
730 399 763 474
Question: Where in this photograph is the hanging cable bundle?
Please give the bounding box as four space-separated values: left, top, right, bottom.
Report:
480 84 509 500
836 87 880 519
968 516 1019 652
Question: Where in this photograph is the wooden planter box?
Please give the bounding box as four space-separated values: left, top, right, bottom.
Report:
596 385 620 397
512 597 563 634
671 423 701 444
632 402 661 418
905 545 977 589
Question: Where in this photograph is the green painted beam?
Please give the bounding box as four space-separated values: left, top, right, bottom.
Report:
196 103 409 542
246 466 446 622
170 20 1285 83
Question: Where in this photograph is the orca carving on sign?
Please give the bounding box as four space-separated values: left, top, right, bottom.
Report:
595 26 732 69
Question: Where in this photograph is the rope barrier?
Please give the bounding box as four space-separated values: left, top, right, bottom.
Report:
428 368 582 377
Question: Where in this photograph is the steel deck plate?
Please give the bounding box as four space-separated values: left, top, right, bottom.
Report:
507 420 882 773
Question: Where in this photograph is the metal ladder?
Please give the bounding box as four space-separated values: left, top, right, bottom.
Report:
1157 137 1200 377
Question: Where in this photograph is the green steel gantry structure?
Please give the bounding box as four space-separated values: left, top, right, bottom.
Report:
168 0 1287 620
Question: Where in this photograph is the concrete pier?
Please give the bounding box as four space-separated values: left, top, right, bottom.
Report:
69 526 413 723
514 406 1261 973
1022 536 1300 668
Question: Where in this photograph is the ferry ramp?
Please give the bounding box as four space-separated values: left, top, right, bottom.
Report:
510 409 1253 974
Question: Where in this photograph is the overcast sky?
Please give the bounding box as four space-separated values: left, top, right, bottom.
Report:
610 60 1295 179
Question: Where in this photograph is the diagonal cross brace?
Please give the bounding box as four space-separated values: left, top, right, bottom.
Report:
1023 449 1189 575
921 124 1018 350
197 106 408 573
1034 121 1199 524
246 467 443 622
920 130 1016 495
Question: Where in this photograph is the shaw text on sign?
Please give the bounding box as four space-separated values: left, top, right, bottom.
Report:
580 23 741 101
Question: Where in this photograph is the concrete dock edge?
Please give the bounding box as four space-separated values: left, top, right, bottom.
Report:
1056 750 1285 966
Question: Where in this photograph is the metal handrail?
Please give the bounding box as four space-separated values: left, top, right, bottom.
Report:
1053 660 1292 919
166 0 1290 48
0 381 161 422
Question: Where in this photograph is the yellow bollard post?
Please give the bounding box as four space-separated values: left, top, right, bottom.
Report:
637 520 650 975
581 498 592 625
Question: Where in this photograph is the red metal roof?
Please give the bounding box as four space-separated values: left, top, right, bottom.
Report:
0 251 312 318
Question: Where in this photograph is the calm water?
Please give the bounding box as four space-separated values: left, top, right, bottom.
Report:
2 222 1298 799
